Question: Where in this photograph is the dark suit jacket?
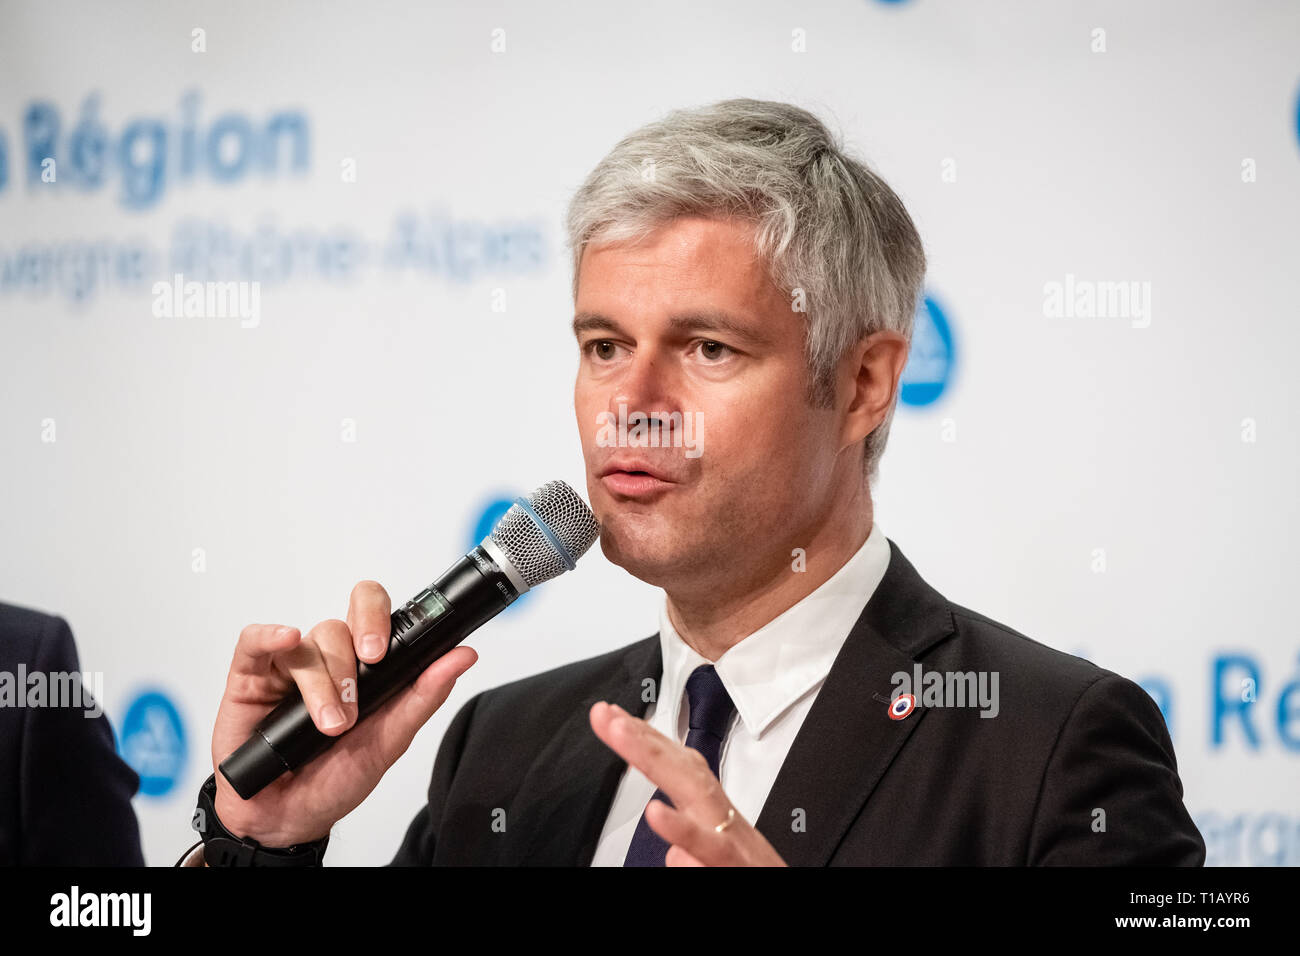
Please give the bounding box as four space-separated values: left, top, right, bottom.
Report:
389 540 1205 865
0 602 145 865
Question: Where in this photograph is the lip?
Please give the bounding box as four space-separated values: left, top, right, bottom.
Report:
597 458 676 481
601 472 676 498
597 459 679 498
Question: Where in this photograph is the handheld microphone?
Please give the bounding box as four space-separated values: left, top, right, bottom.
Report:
219 479 600 800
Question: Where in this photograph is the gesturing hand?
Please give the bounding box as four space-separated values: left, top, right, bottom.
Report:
589 701 787 866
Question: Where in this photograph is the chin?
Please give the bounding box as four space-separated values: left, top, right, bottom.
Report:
596 514 688 587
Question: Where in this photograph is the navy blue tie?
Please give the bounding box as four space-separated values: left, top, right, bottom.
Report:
623 664 736 866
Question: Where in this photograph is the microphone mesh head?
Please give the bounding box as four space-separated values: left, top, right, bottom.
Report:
487 480 600 588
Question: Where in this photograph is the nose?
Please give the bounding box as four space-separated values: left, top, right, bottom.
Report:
608 346 681 423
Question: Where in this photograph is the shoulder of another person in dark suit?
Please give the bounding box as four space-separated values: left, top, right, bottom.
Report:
0 601 147 866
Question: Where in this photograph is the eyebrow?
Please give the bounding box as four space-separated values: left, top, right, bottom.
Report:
571 309 772 347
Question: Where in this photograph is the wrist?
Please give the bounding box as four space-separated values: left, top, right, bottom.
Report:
195 773 329 866
212 792 325 847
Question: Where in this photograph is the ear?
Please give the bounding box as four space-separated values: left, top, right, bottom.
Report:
838 330 910 453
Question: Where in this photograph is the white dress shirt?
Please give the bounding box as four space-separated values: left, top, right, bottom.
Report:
589 520 891 865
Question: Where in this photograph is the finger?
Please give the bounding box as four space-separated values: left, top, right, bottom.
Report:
665 844 707 867
347 580 393 664
590 702 717 812
276 620 354 735
229 623 301 679
313 615 364 728
646 795 740 866
368 645 479 767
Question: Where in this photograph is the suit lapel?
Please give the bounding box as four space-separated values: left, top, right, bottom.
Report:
507 636 661 865
753 539 955 865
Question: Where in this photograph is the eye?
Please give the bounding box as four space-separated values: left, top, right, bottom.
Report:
584 339 624 361
695 340 734 362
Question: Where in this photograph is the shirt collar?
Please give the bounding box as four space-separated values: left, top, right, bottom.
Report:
656 520 892 739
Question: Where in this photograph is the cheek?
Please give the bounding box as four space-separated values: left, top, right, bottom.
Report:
573 389 599 447
705 405 829 501
707 390 806 465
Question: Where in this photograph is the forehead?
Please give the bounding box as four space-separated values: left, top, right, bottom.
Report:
575 216 786 315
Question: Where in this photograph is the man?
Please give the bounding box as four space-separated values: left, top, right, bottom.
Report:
183 99 1204 866
0 601 145 865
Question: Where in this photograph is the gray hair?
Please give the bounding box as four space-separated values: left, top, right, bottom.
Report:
565 98 927 485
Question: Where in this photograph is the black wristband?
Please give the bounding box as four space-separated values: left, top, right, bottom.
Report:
192 773 329 867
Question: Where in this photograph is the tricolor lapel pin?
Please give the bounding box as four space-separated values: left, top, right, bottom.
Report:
887 693 916 721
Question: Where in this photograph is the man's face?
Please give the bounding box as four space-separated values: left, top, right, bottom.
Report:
572 215 848 590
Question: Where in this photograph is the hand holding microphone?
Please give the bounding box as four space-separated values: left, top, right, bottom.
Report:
206 480 599 850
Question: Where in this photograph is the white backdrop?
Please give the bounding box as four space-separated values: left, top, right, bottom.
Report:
1 0 1296 866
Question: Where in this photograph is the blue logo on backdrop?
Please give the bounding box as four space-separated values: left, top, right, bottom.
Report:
1295 83 1300 153
471 496 531 611
118 689 186 797
900 295 955 407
